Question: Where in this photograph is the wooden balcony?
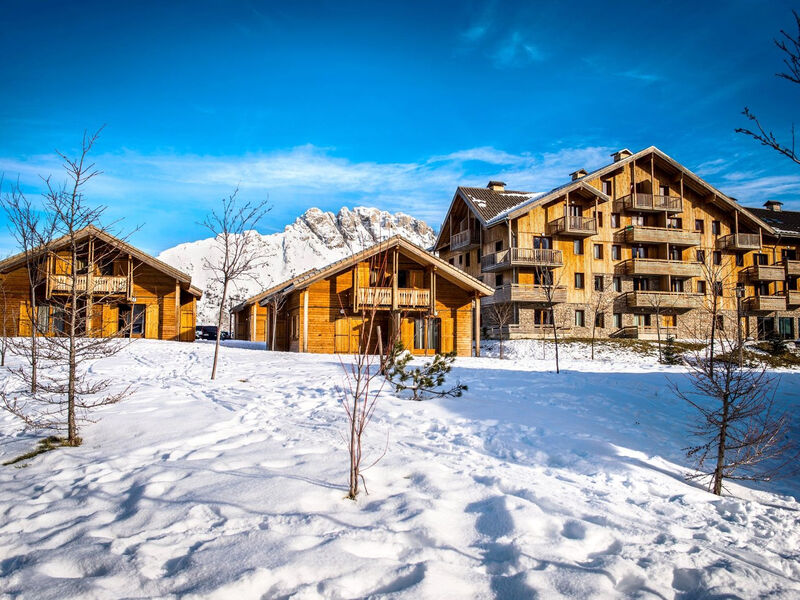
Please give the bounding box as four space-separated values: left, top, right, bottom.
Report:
616 193 682 213
48 274 129 296
481 247 563 272
617 325 678 340
743 264 785 282
716 233 760 251
485 283 567 305
621 226 701 246
745 295 787 312
450 229 477 251
547 215 597 237
625 291 704 310
357 286 430 309
780 260 800 276
623 258 703 278
787 290 800 306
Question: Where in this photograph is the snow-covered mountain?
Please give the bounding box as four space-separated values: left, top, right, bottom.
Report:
158 206 437 325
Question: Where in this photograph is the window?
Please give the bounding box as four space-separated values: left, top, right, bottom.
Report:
594 275 604 291
575 309 585 327
697 280 707 295
613 277 622 292
734 253 743 267
595 312 605 328
713 281 723 297
696 249 706 263
613 313 622 329
611 245 621 260
458 254 463 265
632 246 646 259
98 258 115 276
448 258 455 265
715 314 724 331
36 305 50 335
494 273 504 287
533 236 552 249
131 304 146 336
610 213 620 228
74 257 88 275
713 251 722 266
398 270 409 287
757 281 770 295
53 307 66 334
631 215 645 227
667 217 682 229
634 314 652 327
568 204 582 217
782 248 797 261
593 244 603 259
575 272 585 289
779 317 794 340
669 247 682 261
712 220 721 235
413 317 440 351
602 180 612 195
465 253 471 268
754 253 768 266
574 239 584 255
495 240 503 252
659 184 669 196
695 219 704 233
594 211 603 228
633 277 648 291
736 282 745 297
477 247 482 260
535 269 553 286
534 308 553 326
671 278 685 292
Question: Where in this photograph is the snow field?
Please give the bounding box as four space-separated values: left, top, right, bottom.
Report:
0 339 798 599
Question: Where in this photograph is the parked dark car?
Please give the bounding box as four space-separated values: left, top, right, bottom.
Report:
196 326 230 341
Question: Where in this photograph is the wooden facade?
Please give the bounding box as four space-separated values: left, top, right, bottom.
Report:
435 146 800 341
233 237 492 356
0 226 202 342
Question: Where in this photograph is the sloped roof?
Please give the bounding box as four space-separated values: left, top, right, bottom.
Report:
0 225 202 298
457 186 540 223
747 207 800 237
257 234 493 306
230 269 318 313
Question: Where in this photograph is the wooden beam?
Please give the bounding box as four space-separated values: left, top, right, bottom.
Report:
352 266 358 312
474 295 481 357
175 280 180 341
250 303 257 341
429 267 436 315
391 249 398 311
302 289 309 353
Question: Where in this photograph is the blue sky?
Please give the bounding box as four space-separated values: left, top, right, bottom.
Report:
1 0 799 255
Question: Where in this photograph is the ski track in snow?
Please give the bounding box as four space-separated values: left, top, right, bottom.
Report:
0 340 799 599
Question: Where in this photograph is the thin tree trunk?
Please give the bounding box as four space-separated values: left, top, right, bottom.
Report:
29 272 37 392
499 330 504 359
67 250 78 445
271 304 277 351
656 311 662 362
591 321 596 360
551 308 560 374
713 394 730 495
349 379 359 498
211 279 229 380
709 296 717 375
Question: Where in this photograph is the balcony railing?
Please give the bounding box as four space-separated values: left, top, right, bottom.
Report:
743 264 785 282
745 295 787 312
622 258 703 278
357 286 430 309
716 233 761 251
780 259 800 276
625 291 704 310
616 193 683 213
485 283 567 305
481 247 563 272
787 290 800 306
547 215 597 237
621 226 701 246
450 229 473 250
48 274 129 295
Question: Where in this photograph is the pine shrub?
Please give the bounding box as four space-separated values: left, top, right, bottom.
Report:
386 341 467 401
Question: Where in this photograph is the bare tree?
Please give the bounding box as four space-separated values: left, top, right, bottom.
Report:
588 274 614 360
534 264 566 373
338 251 397 499
486 301 513 359
643 289 676 363
267 292 287 351
202 189 270 379
736 11 800 166
672 328 797 495
697 248 736 372
1 177 55 391
1 129 135 446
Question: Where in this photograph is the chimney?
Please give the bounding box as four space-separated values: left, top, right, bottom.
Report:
487 180 506 192
611 148 633 162
569 168 588 181
764 200 783 212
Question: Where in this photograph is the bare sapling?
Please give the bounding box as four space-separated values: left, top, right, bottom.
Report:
671 327 797 495
534 263 565 373
487 301 513 359
202 188 270 379
0 129 137 446
588 274 614 360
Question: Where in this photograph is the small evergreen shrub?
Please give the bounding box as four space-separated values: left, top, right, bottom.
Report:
765 331 788 355
386 341 467 401
661 336 682 365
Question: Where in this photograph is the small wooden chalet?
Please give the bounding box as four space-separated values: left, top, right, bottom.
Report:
242 236 493 356
0 225 202 341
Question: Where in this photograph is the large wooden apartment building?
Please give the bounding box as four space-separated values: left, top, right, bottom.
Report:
0 226 202 341
232 236 493 356
435 146 800 341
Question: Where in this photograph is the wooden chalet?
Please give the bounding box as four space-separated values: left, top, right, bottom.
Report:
0 225 202 341
236 236 493 356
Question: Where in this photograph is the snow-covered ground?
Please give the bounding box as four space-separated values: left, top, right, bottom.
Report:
1 340 799 599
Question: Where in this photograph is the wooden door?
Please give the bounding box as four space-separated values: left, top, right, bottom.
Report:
103 304 119 337
145 304 160 339
18 301 31 336
180 306 194 342
334 317 351 353
440 313 454 354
